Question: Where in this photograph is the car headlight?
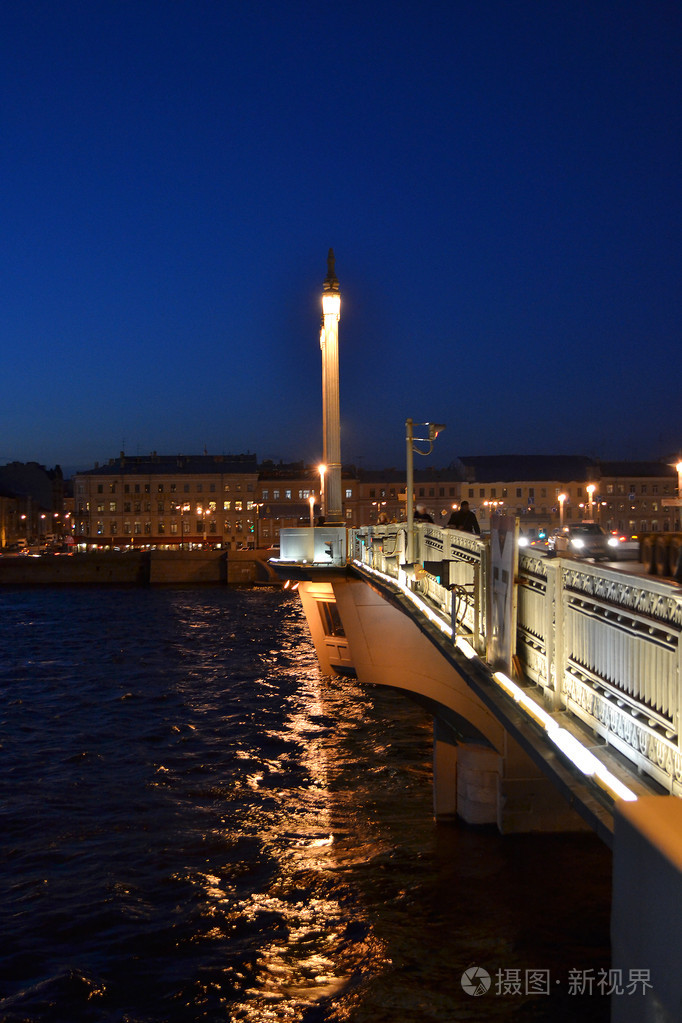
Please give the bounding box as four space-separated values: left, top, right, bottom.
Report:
608 537 619 547
571 538 584 549
519 537 529 547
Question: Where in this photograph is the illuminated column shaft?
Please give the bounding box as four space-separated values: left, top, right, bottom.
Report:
322 249 342 523
319 322 327 470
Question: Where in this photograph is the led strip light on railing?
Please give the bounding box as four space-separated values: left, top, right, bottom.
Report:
353 558 453 639
353 558 637 804
492 670 637 802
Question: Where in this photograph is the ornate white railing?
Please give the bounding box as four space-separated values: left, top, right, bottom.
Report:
350 523 682 795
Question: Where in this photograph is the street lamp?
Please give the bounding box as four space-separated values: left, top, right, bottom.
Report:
586 484 595 519
372 500 387 522
251 502 264 548
405 418 446 563
318 464 327 519
308 494 315 527
558 493 567 529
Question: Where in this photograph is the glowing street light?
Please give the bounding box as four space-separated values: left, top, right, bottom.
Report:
558 493 567 528
308 494 315 527
586 484 595 519
318 463 327 519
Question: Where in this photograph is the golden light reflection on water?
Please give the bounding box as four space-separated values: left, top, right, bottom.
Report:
180 661 390 1021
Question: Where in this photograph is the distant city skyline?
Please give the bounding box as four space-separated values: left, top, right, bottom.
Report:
1 3 680 471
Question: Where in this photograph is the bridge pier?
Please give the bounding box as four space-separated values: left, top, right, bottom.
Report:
433 720 589 832
292 575 591 835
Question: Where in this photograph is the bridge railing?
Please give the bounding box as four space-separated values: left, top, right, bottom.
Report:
350 523 682 795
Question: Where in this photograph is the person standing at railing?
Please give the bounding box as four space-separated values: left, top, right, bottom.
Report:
447 500 480 534
414 504 434 523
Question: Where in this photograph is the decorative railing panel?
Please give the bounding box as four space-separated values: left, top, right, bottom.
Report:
349 524 682 793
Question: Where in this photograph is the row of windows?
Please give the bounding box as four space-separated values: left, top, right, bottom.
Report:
468 483 674 501
89 500 248 514
81 479 674 501
415 487 456 499
605 483 672 495
88 520 250 536
87 481 254 495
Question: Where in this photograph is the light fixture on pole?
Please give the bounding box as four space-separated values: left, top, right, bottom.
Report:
405 418 446 563
252 502 263 548
558 493 567 529
586 484 595 519
308 495 315 527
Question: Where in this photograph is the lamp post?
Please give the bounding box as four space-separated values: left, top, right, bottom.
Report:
318 464 327 520
308 495 315 527
558 493 567 529
587 484 595 519
405 418 446 563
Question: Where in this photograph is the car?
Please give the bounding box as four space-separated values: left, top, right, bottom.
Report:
562 522 610 560
607 532 640 560
518 527 550 553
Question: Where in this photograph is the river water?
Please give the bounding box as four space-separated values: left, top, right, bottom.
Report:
0 587 613 1022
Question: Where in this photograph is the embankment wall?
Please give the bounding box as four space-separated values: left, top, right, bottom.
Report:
0 550 280 586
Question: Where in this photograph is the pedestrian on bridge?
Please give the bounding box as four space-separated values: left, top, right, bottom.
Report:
414 505 434 523
447 500 480 534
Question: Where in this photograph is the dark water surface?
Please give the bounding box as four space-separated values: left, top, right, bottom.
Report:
0 588 611 1022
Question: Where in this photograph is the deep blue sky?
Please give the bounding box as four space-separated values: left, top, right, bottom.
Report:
2 1 681 475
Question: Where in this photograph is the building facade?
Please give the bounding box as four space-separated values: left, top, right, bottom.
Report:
73 453 261 548
71 451 680 549
0 462 66 547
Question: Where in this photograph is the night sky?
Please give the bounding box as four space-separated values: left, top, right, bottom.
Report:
2 1 680 475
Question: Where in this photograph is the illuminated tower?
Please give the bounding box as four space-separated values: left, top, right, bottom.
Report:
320 249 342 523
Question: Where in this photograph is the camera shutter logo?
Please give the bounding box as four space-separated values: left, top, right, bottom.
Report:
461 966 491 996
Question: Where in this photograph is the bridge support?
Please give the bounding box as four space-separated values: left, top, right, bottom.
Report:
294 574 590 835
433 720 589 831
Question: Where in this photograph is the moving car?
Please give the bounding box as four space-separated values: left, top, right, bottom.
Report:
550 522 609 560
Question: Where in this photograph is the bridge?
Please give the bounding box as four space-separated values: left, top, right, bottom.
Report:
272 520 682 1022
